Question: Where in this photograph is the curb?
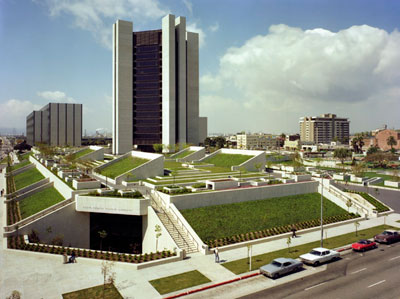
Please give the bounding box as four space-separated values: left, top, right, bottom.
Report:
163 272 260 299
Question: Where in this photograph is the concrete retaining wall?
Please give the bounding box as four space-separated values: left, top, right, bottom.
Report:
72 179 101 190
142 206 178 254
158 181 319 210
17 202 90 248
75 195 149 215
30 155 73 199
173 146 205 162
385 180 400 188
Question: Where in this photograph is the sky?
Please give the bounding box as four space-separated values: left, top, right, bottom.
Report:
1 0 400 136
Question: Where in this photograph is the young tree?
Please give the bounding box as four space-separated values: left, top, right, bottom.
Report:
346 199 353 213
354 220 360 236
286 236 292 253
153 143 163 153
333 148 351 165
98 230 107 251
387 135 397 153
101 261 116 298
155 224 162 251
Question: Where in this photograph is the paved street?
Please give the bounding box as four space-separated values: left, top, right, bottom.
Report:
241 241 400 299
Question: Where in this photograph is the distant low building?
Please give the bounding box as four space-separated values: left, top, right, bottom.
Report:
284 134 301 150
372 129 400 151
26 103 82 147
236 133 278 150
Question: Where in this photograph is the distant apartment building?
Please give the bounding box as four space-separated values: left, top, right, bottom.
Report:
299 113 349 144
284 134 301 150
236 133 278 150
26 103 82 147
112 14 207 154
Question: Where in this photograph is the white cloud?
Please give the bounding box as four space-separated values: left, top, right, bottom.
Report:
37 90 76 103
0 99 41 129
182 0 192 15
187 22 206 48
37 0 168 49
201 24 400 133
209 22 219 32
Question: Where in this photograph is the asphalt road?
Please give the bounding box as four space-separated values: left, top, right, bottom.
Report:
241 242 400 299
333 182 400 213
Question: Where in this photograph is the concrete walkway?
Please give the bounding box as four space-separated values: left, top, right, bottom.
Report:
1 169 400 298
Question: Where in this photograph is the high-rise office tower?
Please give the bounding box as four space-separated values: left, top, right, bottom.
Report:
112 14 207 154
26 103 82 147
299 113 350 144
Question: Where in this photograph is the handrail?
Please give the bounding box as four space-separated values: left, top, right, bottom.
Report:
328 184 370 215
4 198 74 233
149 191 195 251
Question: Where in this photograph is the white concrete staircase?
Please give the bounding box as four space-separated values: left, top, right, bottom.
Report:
150 193 198 254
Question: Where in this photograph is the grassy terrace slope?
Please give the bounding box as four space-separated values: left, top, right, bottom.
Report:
181 193 349 242
72 148 94 160
9 160 31 171
19 187 64 219
173 150 195 159
203 153 252 169
14 168 44 190
98 156 148 179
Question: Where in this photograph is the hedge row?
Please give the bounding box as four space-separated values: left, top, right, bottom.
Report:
206 214 358 248
8 236 176 264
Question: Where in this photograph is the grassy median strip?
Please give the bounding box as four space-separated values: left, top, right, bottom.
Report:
19 187 65 219
14 168 44 190
181 193 349 241
149 270 211 295
62 283 123 299
222 225 398 275
98 156 148 179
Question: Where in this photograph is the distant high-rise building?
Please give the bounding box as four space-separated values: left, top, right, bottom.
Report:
299 113 350 144
112 14 207 154
26 103 82 147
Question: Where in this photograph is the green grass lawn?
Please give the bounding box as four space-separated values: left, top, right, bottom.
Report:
173 150 195 159
222 225 398 274
164 160 187 171
316 166 346 173
149 270 211 295
181 193 349 242
19 187 65 219
203 153 253 168
98 156 148 179
72 148 94 160
9 160 31 171
14 168 45 190
62 284 123 299
18 151 33 161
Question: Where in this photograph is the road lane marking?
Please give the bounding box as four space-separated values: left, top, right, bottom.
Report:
351 268 367 274
304 282 326 291
368 280 386 288
389 256 400 261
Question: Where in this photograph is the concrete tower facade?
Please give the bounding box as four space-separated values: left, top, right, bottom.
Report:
112 14 207 154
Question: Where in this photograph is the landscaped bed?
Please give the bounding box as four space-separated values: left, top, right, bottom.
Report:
222 225 398 274
98 156 148 179
63 283 123 299
13 168 45 190
181 193 356 247
149 270 211 295
19 187 65 219
202 153 253 168
9 159 31 172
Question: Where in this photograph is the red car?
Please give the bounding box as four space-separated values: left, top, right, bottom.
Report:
352 239 377 251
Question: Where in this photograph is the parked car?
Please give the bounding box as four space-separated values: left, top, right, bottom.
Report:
374 230 400 244
352 239 377 252
299 247 340 266
260 258 303 279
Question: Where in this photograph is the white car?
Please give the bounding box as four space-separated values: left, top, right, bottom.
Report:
299 247 340 266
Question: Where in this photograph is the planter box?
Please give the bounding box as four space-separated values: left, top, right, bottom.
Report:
281 178 295 184
206 179 238 190
350 175 368 183
45 160 55 167
250 180 270 187
384 181 400 188
58 169 80 179
292 174 312 182
73 179 101 190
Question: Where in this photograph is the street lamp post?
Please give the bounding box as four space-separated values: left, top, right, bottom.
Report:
320 175 324 248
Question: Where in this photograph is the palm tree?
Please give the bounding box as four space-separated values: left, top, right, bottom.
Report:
387 136 397 152
357 136 364 153
351 138 359 153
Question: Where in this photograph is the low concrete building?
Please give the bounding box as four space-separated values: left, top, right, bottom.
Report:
236 133 278 150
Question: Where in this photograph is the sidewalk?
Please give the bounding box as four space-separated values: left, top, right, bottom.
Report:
1 167 399 298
